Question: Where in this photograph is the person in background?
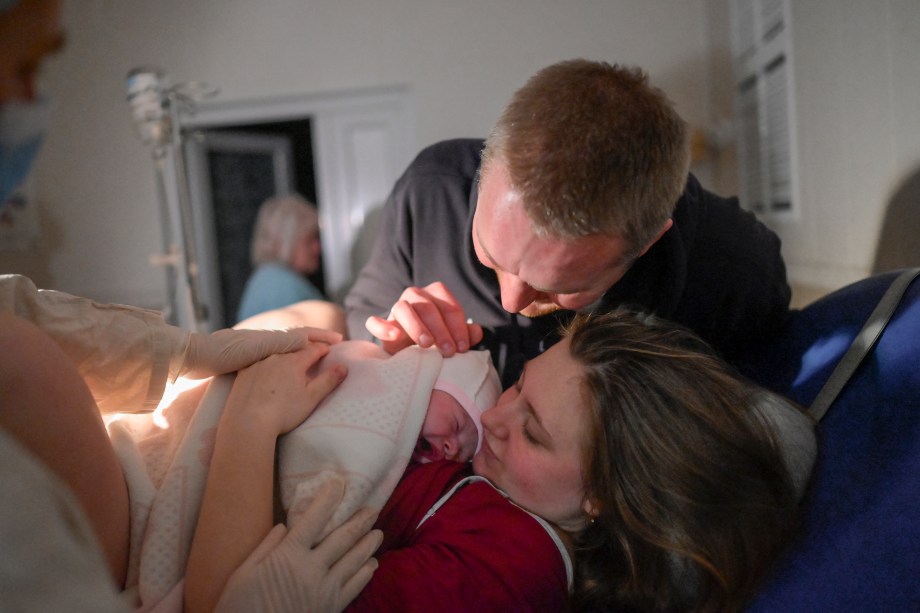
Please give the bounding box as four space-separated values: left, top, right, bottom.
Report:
237 193 328 324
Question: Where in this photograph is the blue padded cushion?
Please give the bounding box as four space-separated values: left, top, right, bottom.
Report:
741 271 920 611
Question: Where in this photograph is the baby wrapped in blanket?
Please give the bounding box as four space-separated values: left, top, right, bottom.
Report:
106 341 501 611
279 341 501 528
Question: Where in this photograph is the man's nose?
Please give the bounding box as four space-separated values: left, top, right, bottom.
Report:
500 276 539 313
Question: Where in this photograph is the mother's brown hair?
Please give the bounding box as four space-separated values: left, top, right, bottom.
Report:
565 310 803 611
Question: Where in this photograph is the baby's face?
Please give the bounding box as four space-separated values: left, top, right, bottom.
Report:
413 390 479 463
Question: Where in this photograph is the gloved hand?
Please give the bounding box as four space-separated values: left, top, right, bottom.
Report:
215 479 383 613
176 326 343 380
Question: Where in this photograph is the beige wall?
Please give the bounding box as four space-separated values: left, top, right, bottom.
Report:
767 0 920 297
700 0 920 305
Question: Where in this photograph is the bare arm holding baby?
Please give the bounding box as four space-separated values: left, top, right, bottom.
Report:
185 345 382 613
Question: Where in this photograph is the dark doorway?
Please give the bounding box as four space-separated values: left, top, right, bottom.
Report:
187 117 323 327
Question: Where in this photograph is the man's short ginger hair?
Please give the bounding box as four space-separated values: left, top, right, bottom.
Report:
481 59 690 252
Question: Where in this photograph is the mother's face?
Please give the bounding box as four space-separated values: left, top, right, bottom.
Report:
472 338 593 533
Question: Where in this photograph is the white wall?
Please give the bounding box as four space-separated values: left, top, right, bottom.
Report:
763 0 920 293
2 0 714 308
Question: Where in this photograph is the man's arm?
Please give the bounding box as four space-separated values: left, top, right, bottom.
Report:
344 168 418 342
344 143 483 356
344 187 480 354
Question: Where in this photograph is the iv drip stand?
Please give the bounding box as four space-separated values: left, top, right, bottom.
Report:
128 68 216 331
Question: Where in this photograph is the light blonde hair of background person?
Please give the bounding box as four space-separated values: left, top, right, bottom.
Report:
250 194 319 266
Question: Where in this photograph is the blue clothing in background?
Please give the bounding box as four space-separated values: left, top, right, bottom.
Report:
236 263 325 323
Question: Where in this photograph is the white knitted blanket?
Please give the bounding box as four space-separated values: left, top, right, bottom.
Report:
106 343 442 611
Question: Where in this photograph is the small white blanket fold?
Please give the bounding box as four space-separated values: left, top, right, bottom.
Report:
105 343 442 612
279 343 442 530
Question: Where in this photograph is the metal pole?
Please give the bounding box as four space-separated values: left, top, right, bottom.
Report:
127 67 215 331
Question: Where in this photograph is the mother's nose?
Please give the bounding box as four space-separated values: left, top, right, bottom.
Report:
481 401 510 439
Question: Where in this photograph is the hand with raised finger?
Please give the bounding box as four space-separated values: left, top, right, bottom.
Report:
215 479 383 613
365 282 483 356
225 343 347 436
175 325 343 380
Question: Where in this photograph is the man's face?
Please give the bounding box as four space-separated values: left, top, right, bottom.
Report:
0 0 65 104
472 162 634 317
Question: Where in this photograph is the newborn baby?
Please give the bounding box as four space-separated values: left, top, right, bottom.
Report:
105 339 501 607
279 340 502 528
412 343 497 463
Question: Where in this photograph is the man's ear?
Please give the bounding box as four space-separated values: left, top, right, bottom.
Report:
637 218 674 258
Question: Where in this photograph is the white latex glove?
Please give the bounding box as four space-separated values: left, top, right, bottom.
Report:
176 326 343 380
215 480 382 613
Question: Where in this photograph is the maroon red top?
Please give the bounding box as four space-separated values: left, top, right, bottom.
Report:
347 460 570 612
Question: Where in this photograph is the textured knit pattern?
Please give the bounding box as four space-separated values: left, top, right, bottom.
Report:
107 345 442 611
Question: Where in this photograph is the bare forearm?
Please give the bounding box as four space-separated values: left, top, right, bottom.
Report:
184 344 340 611
185 407 276 613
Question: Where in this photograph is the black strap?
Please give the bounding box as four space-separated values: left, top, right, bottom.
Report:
809 268 920 421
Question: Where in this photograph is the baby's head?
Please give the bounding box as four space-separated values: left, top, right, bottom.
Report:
413 350 502 463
